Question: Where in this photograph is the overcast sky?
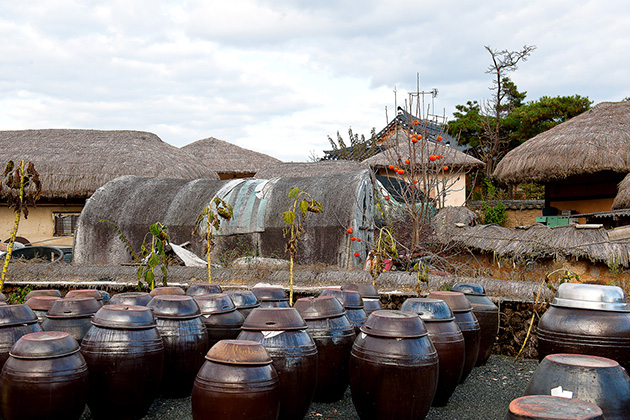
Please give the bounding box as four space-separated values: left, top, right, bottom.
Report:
1 1 628 162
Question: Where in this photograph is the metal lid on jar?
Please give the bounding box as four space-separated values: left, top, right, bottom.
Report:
427 291 473 313
241 307 307 331
252 286 288 302
193 294 237 315
400 298 455 322
205 339 272 365
186 284 223 296
109 292 153 307
91 305 157 329
147 295 202 319
47 297 101 318
25 289 63 300
451 283 486 296
294 296 345 320
25 296 62 311
341 283 379 299
0 304 39 327
9 331 80 359
224 290 260 309
360 310 428 338
320 288 364 309
149 286 186 297
552 283 630 312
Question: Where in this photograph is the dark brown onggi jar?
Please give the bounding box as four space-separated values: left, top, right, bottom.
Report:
224 289 260 319
350 310 438 420
0 331 89 420
320 288 367 335
80 305 164 420
237 307 318 420
147 295 209 397
186 283 223 296
41 297 101 344
294 296 356 402
109 292 153 306
401 298 465 407
342 283 383 316
65 289 104 306
25 295 62 324
149 286 186 297
192 340 280 420
451 283 499 366
506 395 604 420
537 283 630 372
193 294 245 350
24 289 62 300
251 286 290 308
427 291 480 383
0 304 42 367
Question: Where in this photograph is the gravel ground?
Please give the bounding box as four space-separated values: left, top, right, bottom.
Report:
80 355 539 420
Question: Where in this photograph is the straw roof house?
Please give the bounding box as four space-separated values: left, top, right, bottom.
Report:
255 160 369 179
181 137 282 179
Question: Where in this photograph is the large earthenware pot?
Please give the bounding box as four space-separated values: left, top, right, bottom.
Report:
237 307 318 420
537 283 630 371
25 295 62 323
24 289 62 300
194 294 245 350
149 286 186 297
251 286 290 308
65 289 104 306
147 295 209 397
320 288 367 335
192 340 280 420
524 353 630 420
451 283 499 366
401 298 465 406
342 283 383 316
109 292 153 306
186 284 223 296
41 297 101 344
350 310 438 420
0 304 42 367
224 289 260 319
0 331 89 420
295 296 355 402
427 291 480 383
506 395 604 420
80 305 164 420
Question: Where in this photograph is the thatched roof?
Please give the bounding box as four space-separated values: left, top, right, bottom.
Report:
255 160 369 178
181 137 281 175
0 129 218 199
613 173 630 209
494 101 630 184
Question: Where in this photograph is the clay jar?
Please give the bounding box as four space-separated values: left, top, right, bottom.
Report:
193 294 245 350
192 340 280 420
65 289 104 306
41 297 101 344
24 289 62 300
109 292 153 306
427 291 480 383
537 283 630 372
186 284 223 296
342 283 383 317
320 288 367 335
524 353 630 420
25 296 61 323
350 310 439 420
147 295 209 397
80 305 164 420
0 331 89 420
0 304 42 367
401 298 465 407
294 296 356 402
224 289 260 319
251 286 290 308
149 286 186 297
237 307 318 420
451 283 498 366
506 395 604 420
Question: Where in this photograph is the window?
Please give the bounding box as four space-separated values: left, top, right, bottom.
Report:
53 213 80 236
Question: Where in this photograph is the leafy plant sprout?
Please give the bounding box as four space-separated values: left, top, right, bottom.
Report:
137 222 170 291
193 196 233 284
283 187 323 305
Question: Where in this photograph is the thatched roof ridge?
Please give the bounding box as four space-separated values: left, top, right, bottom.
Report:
613 173 630 209
0 129 219 200
255 160 369 178
182 137 281 175
494 101 630 184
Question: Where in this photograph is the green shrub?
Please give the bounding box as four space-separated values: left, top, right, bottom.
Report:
482 201 507 225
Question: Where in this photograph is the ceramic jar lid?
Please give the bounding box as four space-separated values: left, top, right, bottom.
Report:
91 305 157 329
320 288 364 309
341 283 379 299
224 290 260 309
47 297 101 318
0 292 6 302
427 291 473 313
400 298 455 322
149 286 186 297
25 296 62 311
9 331 80 359
25 289 62 299
252 286 288 302
109 292 153 306
205 339 272 365
186 284 223 296
294 296 345 320
241 307 307 331
65 290 103 303
451 283 486 296
0 304 39 327
194 294 237 315
360 310 428 338
552 283 630 312
147 295 201 319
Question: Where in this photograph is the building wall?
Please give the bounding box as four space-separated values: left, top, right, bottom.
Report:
549 198 615 215
504 209 541 228
0 205 83 246
376 168 467 208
